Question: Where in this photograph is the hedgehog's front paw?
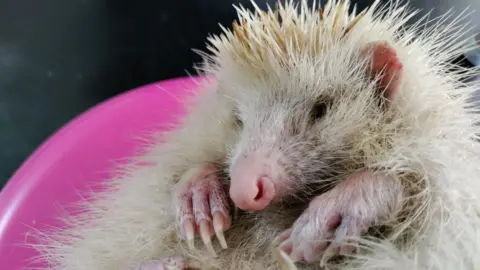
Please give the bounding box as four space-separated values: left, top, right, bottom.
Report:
275 207 367 264
173 163 232 257
130 256 200 270
275 169 399 264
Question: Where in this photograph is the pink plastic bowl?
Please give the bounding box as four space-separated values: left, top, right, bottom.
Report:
0 76 201 269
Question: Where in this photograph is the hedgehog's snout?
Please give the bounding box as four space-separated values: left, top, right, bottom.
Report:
229 149 280 211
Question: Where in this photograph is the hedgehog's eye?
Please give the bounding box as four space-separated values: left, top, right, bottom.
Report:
233 110 243 128
236 116 243 127
310 102 328 122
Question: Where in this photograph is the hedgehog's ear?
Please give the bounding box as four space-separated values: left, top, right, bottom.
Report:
360 41 403 101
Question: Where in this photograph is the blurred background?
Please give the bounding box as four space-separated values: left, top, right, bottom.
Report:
0 0 479 189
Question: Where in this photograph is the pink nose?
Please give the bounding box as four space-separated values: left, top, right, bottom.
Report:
229 176 275 211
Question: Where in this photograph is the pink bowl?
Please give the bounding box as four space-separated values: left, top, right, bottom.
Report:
0 76 201 269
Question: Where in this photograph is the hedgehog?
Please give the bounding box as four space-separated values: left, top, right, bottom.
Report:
34 0 480 269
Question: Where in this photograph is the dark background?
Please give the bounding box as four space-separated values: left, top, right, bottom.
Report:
0 0 478 189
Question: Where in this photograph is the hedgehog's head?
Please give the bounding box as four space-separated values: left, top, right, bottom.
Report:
203 1 403 211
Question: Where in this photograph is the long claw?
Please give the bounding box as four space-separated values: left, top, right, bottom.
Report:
199 220 217 257
279 239 293 254
184 220 195 249
289 249 303 263
275 248 298 270
213 212 228 249
271 229 293 247
334 223 347 244
320 245 338 267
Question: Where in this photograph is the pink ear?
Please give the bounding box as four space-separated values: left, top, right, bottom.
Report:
361 41 403 101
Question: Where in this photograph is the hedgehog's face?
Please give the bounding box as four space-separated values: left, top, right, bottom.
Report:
226 82 379 211
226 41 402 211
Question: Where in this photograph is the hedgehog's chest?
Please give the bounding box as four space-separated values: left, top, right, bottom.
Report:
228 202 308 243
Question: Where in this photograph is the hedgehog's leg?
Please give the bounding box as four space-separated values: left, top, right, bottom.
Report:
275 169 403 263
173 163 232 257
363 41 403 100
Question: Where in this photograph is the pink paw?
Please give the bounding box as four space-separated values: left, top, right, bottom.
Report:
174 163 232 256
275 169 401 264
130 256 198 270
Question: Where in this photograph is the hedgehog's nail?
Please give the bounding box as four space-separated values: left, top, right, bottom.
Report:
334 223 348 244
213 212 228 249
320 245 338 267
272 228 293 247
279 239 293 254
276 248 298 270
199 220 217 257
184 221 195 249
215 230 228 250
289 249 303 263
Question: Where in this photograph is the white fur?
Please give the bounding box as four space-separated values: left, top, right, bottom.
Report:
32 0 480 269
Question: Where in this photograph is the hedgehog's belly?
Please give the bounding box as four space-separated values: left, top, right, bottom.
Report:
188 205 306 267
195 207 319 270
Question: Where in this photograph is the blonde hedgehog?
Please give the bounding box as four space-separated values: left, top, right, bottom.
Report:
34 0 480 269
